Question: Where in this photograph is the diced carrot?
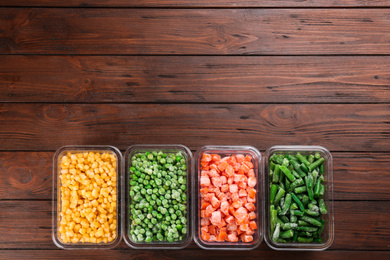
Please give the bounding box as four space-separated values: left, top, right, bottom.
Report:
218 161 229 172
225 215 235 224
227 233 238 242
209 164 220 174
217 227 227 241
236 154 245 163
238 181 247 190
204 193 214 202
225 165 235 177
220 175 227 184
218 218 227 228
247 169 255 177
201 226 209 234
234 207 248 223
202 165 210 171
221 184 229 193
205 205 215 218
248 177 257 188
201 170 209 176
209 225 216 235
244 155 253 162
220 201 229 215
237 169 245 175
201 210 206 218
201 232 210 241
229 184 238 193
211 176 222 187
229 206 236 216
249 221 257 230
248 212 256 220
245 202 256 212
228 177 234 185
232 164 241 172
246 228 255 235
200 176 211 187
237 228 244 235
241 163 251 173
211 154 221 162
210 210 222 226
227 156 237 165
238 189 247 197
211 196 221 208
240 197 247 205
227 223 237 231
247 188 256 199
200 187 209 195
243 160 254 169
231 192 239 202
201 161 209 168
209 235 216 242
239 224 249 232
201 153 212 162
201 200 211 210
241 234 253 243
232 201 241 209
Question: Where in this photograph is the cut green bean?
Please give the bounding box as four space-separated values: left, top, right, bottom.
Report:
279 166 296 182
280 193 292 215
280 229 294 239
271 154 284 165
300 163 309 173
298 220 310 226
270 161 276 171
272 223 281 241
285 178 291 191
289 178 304 193
291 193 305 211
291 210 304 216
300 216 322 227
282 223 298 230
270 184 278 204
319 199 328 214
308 154 315 164
294 186 307 194
308 157 325 171
297 226 318 232
319 184 325 196
304 209 320 217
273 164 280 183
296 153 310 167
290 203 298 210
297 237 314 243
274 187 285 205
314 177 322 198
280 215 290 223
271 205 278 234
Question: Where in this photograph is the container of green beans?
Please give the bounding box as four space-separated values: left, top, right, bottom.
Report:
123 144 192 249
264 146 334 251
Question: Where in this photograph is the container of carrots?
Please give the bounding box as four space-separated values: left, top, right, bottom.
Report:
193 146 264 250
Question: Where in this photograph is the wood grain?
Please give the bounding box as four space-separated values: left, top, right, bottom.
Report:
0 200 389 250
1 9 390 55
0 104 389 151
2 250 390 260
2 55 390 103
1 0 390 7
1 152 390 201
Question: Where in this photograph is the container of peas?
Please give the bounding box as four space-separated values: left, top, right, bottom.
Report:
123 144 192 249
264 146 334 251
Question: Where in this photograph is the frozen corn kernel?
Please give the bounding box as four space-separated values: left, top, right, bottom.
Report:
58 151 117 244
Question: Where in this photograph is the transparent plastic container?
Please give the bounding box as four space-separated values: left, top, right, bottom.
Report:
123 144 192 249
193 145 264 250
52 145 123 249
264 145 334 251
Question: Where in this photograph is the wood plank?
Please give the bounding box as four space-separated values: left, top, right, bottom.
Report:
2 56 390 103
1 9 390 55
1 152 390 201
0 200 389 250
1 0 390 7
0 104 389 152
2 250 390 260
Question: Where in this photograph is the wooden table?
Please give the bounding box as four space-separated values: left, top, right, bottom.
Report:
1 0 390 259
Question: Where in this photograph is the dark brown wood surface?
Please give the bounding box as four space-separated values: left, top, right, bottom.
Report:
2 56 390 103
1 9 390 55
1 0 390 7
0 0 389 259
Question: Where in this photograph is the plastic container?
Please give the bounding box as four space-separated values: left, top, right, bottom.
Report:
52 145 123 249
264 145 334 251
193 145 264 250
123 144 192 249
